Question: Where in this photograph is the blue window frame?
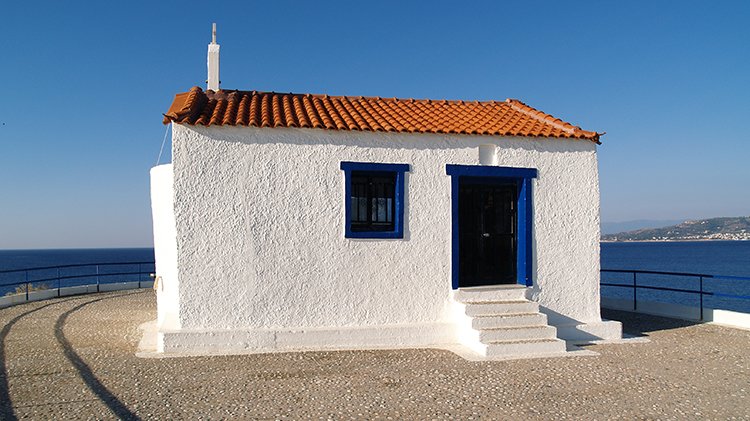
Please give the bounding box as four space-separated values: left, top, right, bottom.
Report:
341 161 409 239
446 164 538 288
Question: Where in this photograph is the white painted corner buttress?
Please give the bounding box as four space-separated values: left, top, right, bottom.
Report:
451 285 567 359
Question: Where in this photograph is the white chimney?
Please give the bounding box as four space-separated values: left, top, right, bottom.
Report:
207 23 220 91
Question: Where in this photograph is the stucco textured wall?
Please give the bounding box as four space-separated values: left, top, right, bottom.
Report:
168 124 601 330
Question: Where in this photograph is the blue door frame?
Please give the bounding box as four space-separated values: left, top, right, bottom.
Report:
446 164 537 289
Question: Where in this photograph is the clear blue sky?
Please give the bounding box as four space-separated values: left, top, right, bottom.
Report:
1 1 748 249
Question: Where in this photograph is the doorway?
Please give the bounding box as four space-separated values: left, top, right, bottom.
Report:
458 178 517 287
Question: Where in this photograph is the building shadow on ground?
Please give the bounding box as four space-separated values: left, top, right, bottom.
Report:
602 308 700 337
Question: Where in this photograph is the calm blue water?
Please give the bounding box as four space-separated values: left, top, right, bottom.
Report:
601 241 750 312
1 243 749 312
0 248 154 296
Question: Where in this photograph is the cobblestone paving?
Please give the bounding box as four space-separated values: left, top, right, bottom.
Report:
1 290 748 420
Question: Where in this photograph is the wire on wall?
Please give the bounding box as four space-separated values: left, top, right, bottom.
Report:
156 123 171 166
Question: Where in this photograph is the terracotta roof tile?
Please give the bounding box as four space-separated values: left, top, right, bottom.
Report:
164 87 602 143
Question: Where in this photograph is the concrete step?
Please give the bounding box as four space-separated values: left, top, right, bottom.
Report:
454 286 528 303
464 300 539 317
484 339 567 358
479 325 558 343
471 313 547 330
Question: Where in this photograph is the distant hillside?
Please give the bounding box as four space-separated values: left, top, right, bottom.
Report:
602 217 750 242
601 219 684 235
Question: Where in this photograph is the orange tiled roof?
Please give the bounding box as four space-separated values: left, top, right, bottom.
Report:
163 86 602 143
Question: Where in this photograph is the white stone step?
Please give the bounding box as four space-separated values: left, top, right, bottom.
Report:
479 325 558 342
454 286 528 303
464 300 539 317
484 339 567 358
471 313 547 329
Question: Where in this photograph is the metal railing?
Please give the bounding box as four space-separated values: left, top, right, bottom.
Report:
0 261 156 302
601 269 750 320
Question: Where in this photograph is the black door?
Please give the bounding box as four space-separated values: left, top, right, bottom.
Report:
458 179 517 287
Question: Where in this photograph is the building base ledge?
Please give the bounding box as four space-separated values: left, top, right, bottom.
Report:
136 319 631 360
553 320 623 344
138 321 458 358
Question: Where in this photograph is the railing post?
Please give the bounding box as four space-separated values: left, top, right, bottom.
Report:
96 265 100 293
633 272 637 311
699 276 704 321
25 270 29 302
57 267 61 297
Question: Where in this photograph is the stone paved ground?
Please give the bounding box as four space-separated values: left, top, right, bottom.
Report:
0 290 749 420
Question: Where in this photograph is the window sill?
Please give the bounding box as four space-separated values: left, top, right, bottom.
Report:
345 230 404 239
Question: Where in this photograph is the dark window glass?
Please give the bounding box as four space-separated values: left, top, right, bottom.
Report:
350 171 396 232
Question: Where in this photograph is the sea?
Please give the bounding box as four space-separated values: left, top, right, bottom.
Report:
1 242 749 312
0 248 155 296
601 241 750 313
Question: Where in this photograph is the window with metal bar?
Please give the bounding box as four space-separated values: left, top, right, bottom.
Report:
351 172 396 232
340 161 409 239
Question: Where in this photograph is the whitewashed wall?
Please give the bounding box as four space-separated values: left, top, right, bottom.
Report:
150 164 180 330
164 124 602 338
